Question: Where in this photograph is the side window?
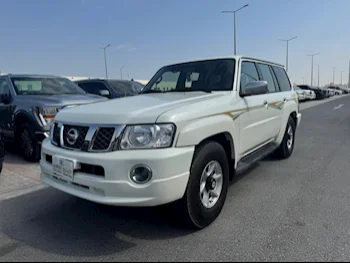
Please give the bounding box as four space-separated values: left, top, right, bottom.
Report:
151 71 180 92
272 66 291 91
0 79 10 96
240 62 259 91
185 72 200 88
257 64 277 93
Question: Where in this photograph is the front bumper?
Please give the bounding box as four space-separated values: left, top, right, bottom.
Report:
40 139 195 207
35 131 49 143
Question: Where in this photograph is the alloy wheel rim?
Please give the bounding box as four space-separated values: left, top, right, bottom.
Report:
199 160 223 209
21 129 33 157
287 125 293 150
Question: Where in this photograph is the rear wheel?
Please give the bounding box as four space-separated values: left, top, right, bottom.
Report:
18 123 41 162
174 141 229 229
274 117 296 159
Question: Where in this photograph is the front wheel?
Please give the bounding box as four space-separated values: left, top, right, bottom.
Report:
274 117 296 159
174 141 229 229
18 123 41 162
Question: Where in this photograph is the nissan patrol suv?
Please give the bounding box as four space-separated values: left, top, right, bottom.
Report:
40 57 301 229
0 75 107 161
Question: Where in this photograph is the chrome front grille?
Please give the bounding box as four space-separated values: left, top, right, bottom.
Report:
62 125 89 149
50 122 124 152
92 127 116 151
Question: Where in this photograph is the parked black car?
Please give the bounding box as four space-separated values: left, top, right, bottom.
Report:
0 74 107 162
0 129 4 173
297 85 326 100
74 79 144 99
330 86 348 94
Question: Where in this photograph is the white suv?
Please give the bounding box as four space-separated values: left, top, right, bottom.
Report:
40 56 301 229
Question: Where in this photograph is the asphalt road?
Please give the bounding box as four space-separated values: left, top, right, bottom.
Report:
1 96 350 261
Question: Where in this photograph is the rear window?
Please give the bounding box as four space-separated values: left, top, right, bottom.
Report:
272 66 291 91
107 80 140 96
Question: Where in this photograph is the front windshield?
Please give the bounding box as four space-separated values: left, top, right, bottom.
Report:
294 86 301 91
11 77 86 95
142 59 235 94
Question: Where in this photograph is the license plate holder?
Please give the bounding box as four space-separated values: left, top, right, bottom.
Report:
52 156 75 182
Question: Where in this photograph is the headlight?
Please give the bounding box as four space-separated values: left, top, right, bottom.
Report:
119 124 175 150
36 107 58 127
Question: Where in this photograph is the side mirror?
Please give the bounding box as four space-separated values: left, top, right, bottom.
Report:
241 81 268 97
1 93 11 104
99 89 110 97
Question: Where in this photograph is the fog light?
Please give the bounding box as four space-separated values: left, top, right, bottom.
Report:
130 164 152 184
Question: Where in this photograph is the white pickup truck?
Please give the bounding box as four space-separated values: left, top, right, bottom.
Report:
40 56 301 229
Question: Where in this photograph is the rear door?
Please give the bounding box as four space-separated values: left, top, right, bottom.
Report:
256 63 283 136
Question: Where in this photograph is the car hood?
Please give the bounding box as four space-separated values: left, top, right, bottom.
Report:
15 94 107 107
55 92 223 124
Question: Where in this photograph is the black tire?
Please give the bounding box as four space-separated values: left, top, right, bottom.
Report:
17 123 41 162
174 141 229 229
274 117 296 159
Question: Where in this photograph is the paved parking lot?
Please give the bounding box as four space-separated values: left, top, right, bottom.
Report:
1 95 350 261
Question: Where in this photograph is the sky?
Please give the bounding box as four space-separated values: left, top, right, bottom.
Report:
0 0 349 86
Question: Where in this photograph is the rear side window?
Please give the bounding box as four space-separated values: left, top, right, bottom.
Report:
272 66 291 91
257 64 277 93
240 61 259 90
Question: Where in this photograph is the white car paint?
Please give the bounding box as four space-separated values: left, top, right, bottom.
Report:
40 56 301 207
293 86 307 101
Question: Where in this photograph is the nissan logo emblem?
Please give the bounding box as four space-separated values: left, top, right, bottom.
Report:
67 128 79 145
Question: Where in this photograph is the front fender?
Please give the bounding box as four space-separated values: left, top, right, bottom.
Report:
14 110 41 131
175 115 239 160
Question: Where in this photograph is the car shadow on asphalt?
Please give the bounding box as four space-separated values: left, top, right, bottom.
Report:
0 188 195 257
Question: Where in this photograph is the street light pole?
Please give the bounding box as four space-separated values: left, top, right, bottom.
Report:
307 53 320 86
279 36 297 72
120 66 125 80
333 67 336 85
222 4 249 56
340 70 343 85
315 65 320 87
101 44 111 79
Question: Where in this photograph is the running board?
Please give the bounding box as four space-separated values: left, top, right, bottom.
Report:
236 142 279 174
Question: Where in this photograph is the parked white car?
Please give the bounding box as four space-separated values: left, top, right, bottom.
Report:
40 56 302 229
293 86 307 101
305 89 316 100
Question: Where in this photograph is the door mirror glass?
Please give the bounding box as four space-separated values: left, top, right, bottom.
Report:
241 81 268 97
99 89 110 97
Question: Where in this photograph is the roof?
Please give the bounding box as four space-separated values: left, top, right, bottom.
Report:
161 56 285 68
73 78 142 84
